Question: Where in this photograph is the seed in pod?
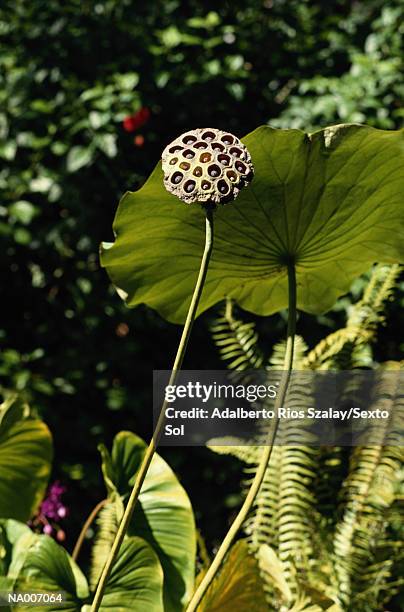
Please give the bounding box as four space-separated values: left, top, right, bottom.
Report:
161 128 254 205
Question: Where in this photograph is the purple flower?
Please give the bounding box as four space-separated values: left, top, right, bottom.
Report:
39 481 68 521
30 480 69 539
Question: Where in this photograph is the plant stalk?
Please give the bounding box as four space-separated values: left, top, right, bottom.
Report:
186 263 297 612
90 206 214 612
72 499 107 561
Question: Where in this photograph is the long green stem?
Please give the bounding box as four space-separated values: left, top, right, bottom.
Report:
186 263 297 612
90 206 215 612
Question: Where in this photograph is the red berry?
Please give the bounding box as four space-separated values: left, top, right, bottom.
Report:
122 107 151 133
123 116 136 132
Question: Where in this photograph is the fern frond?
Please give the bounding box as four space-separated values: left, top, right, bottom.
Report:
271 358 318 584
211 299 263 370
274 379 318 582
277 447 317 569
269 335 308 369
212 335 318 596
245 446 282 551
312 447 349 521
206 441 262 464
303 264 401 370
209 270 402 611
333 362 404 608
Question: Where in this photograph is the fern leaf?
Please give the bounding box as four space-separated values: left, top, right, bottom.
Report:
206 441 262 464
268 335 308 369
333 362 404 608
211 299 263 370
303 264 401 370
245 446 282 551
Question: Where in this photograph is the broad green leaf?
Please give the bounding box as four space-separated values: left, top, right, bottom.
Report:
10 532 163 612
198 540 267 611
99 432 196 612
99 433 145 497
9 200 38 225
96 134 117 158
0 396 53 522
114 72 139 90
9 530 163 612
0 519 33 578
101 124 404 323
99 537 164 612
12 534 89 612
0 141 17 161
66 146 93 173
88 504 164 609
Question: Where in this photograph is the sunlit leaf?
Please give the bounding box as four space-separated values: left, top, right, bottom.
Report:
99 431 196 612
66 146 93 173
12 534 89 612
99 537 164 612
101 125 404 323
0 396 52 522
198 540 267 611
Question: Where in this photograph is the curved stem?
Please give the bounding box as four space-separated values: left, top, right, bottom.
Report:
72 499 107 561
186 263 297 612
90 206 215 612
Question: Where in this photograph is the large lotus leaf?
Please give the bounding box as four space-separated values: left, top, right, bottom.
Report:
99 431 196 612
0 396 53 522
101 124 404 323
198 540 267 611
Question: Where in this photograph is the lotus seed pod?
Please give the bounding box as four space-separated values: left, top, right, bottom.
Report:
161 128 254 205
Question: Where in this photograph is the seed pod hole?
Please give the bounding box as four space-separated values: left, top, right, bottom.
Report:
202 131 216 141
182 149 195 159
194 141 208 149
171 172 183 185
230 147 242 158
217 179 230 194
201 180 211 190
184 180 196 193
182 135 197 145
212 143 225 152
235 161 247 174
169 157 178 165
208 164 221 178
169 145 183 154
193 166 203 177
179 161 190 170
200 152 212 163
218 154 231 166
227 170 238 182
221 134 234 145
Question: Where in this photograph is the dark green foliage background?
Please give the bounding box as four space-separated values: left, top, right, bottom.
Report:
0 0 403 555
